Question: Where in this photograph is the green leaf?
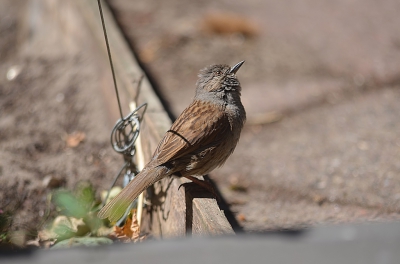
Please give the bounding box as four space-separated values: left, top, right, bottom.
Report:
53 190 87 219
52 237 113 248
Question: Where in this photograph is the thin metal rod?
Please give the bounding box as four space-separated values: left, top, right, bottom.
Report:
97 0 123 119
102 162 127 207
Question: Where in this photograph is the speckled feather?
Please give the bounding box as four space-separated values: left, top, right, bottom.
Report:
154 100 232 172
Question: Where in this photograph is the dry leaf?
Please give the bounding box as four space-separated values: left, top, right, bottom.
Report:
26 238 40 247
27 234 55 249
201 12 259 37
139 46 156 63
66 132 86 147
42 175 65 189
110 211 141 243
237 213 247 222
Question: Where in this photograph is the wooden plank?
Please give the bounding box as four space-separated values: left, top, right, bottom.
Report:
73 0 235 237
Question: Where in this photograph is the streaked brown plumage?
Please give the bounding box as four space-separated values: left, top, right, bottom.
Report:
98 61 246 222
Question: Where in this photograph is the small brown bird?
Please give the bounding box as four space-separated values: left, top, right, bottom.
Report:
98 61 246 222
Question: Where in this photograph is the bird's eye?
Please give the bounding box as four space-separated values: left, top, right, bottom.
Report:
215 71 222 76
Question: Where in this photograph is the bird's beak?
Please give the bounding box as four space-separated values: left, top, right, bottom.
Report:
229 60 245 74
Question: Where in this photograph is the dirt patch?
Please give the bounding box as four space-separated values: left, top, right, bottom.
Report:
0 0 120 240
108 0 400 231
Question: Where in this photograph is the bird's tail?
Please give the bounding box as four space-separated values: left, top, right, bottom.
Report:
98 164 170 222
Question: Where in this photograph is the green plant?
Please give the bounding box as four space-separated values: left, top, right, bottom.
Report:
48 182 107 242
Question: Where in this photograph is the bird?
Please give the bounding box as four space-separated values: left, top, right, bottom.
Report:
98 61 246 222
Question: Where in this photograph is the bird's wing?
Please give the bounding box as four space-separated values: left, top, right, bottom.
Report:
153 100 231 165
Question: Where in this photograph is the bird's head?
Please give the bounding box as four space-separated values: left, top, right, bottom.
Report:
196 61 245 98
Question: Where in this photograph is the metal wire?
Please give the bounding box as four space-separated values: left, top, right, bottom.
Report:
97 0 123 119
110 103 147 155
102 161 127 207
97 0 148 224
104 103 147 223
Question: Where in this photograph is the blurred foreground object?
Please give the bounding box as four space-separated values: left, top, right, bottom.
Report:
3 222 400 264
